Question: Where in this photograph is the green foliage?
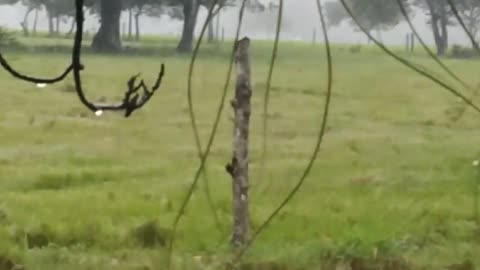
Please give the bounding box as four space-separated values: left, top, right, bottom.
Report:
325 0 411 32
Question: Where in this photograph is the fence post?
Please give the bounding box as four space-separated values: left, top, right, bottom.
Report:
227 37 252 249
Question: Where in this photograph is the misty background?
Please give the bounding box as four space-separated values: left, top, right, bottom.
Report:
0 0 474 46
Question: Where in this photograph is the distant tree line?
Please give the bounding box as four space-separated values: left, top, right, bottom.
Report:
325 0 480 56
2 0 479 56
0 0 274 53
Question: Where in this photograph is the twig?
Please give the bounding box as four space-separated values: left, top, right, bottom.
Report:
72 0 164 117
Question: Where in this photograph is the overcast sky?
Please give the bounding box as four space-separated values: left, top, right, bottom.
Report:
0 0 474 46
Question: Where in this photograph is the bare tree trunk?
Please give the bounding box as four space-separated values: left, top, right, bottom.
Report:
227 37 252 249
20 7 33 37
92 0 123 52
177 0 200 53
135 10 141 41
439 3 449 54
215 7 221 43
55 16 60 35
32 9 38 36
207 16 215 43
426 0 448 56
128 8 133 40
47 11 54 37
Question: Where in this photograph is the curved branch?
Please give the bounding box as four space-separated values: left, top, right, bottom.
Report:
338 0 480 114
447 0 480 53
0 54 76 84
72 0 165 117
184 0 224 233
395 0 472 91
232 0 334 263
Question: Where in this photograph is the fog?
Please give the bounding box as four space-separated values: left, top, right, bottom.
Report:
0 0 473 46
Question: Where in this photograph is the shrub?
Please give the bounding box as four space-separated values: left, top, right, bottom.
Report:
450 44 477 59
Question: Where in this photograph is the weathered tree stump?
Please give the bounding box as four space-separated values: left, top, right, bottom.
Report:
227 37 252 249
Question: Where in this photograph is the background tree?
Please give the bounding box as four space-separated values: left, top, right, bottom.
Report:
455 0 480 42
174 0 268 53
91 0 123 52
176 0 200 53
324 0 348 28
413 0 454 56
325 0 409 43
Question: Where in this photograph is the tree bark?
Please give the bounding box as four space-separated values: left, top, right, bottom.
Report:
426 0 448 56
135 9 141 41
227 37 252 249
207 16 215 43
177 0 200 53
128 8 133 40
215 8 221 43
20 7 33 37
55 16 60 34
439 2 448 53
47 11 54 37
91 0 123 53
32 9 38 36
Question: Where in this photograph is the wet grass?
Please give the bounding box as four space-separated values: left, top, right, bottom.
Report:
0 36 479 269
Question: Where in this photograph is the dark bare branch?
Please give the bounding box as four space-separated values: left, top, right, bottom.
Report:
0 54 78 84
0 0 165 118
72 0 165 117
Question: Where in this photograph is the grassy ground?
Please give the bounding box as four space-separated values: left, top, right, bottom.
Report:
0 36 480 270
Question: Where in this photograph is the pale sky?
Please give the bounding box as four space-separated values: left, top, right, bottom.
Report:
0 0 474 46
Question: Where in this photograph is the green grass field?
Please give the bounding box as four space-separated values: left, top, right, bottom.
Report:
1 36 480 270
